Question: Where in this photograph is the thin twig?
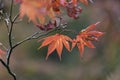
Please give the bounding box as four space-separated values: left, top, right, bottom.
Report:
4 18 10 32
0 59 7 69
8 22 13 48
12 32 41 49
0 59 16 80
7 48 13 66
13 28 57 49
0 1 17 80
12 13 19 23
4 0 17 80
9 0 13 21
61 29 78 34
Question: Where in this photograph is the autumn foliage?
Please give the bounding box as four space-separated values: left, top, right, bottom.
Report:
71 22 104 57
0 0 106 80
16 0 89 25
0 0 103 60
13 0 104 60
39 34 72 60
39 22 104 59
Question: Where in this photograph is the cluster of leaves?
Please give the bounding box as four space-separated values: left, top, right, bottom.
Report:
0 0 104 80
0 0 104 60
13 0 104 60
39 22 104 60
15 0 90 25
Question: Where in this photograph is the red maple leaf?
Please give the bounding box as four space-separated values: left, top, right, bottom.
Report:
38 34 72 60
72 22 104 57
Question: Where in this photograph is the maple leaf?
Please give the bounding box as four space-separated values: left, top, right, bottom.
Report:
72 22 104 57
0 49 5 59
38 34 72 60
17 0 68 25
71 0 78 5
17 0 58 24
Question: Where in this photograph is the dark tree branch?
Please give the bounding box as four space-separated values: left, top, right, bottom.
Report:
13 28 57 49
60 29 78 34
9 0 13 21
0 1 68 80
8 23 13 48
0 0 17 80
12 13 19 23
12 32 41 49
7 48 13 66
0 59 16 80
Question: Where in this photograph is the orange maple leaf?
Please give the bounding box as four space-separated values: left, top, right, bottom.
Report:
72 22 104 57
17 0 67 25
38 34 72 60
18 0 58 24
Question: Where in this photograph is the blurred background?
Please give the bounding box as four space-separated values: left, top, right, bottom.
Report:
0 0 120 80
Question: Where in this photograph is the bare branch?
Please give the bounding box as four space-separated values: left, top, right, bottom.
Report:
0 59 16 80
12 13 19 23
9 0 14 21
13 28 57 49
